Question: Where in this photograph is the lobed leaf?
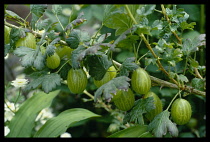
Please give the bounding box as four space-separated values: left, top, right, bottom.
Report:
148 110 179 137
123 97 155 125
94 76 130 102
14 46 45 70
118 57 139 76
30 4 48 18
25 73 61 93
66 29 90 49
85 54 112 80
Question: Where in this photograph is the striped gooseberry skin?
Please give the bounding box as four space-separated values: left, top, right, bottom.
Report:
131 67 151 94
16 32 36 49
112 88 135 111
67 68 88 94
94 66 117 88
46 52 60 69
171 98 192 125
143 91 163 121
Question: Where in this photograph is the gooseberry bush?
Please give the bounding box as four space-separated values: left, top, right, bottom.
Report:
4 4 206 138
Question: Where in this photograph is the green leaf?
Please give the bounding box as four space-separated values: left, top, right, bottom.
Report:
14 47 45 70
59 60 72 80
108 125 153 138
94 76 130 102
66 29 90 49
103 11 133 36
148 110 178 137
117 35 139 49
180 21 196 31
5 10 23 21
123 97 155 125
34 108 100 137
36 18 50 30
71 45 86 69
30 4 48 17
52 5 62 15
188 57 199 68
136 4 156 16
191 78 205 91
85 54 112 80
4 44 10 56
25 73 61 93
7 90 60 137
177 74 189 83
118 57 139 76
9 27 26 49
103 5 119 25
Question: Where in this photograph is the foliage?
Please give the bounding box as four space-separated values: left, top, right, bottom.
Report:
4 4 206 138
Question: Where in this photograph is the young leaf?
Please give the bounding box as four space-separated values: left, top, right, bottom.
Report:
94 76 130 102
34 108 100 137
25 73 61 93
14 47 45 70
85 54 112 80
52 5 62 15
118 57 139 76
123 97 155 125
148 110 179 137
66 29 90 49
7 90 60 137
30 4 48 18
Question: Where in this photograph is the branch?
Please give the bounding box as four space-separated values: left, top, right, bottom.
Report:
5 22 205 98
113 60 205 97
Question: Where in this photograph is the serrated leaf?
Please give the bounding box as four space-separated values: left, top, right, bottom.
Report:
180 21 196 31
182 38 193 55
191 34 206 50
123 97 155 125
134 24 151 35
52 5 62 15
7 90 60 137
85 54 112 80
191 78 205 91
14 46 45 70
152 20 163 30
177 74 189 83
117 35 139 49
103 11 133 36
148 110 178 137
94 76 130 102
34 108 100 137
25 73 61 93
66 29 90 49
36 18 50 30
30 4 48 17
136 4 156 16
9 28 26 48
108 125 153 138
118 57 139 76
103 5 118 24
71 45 86 69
